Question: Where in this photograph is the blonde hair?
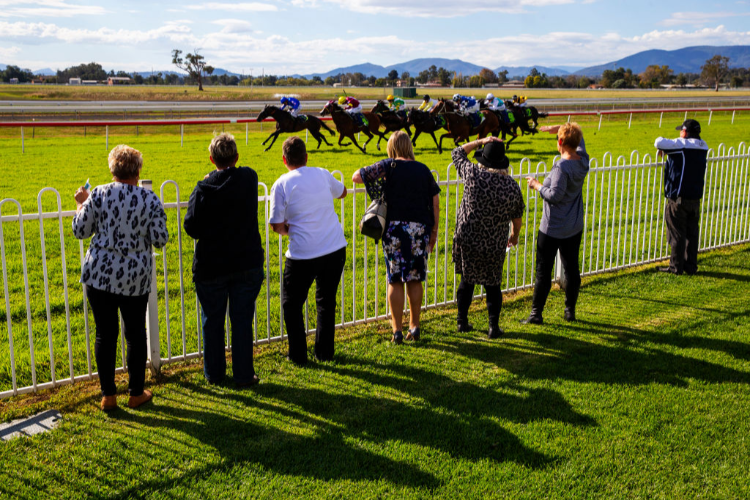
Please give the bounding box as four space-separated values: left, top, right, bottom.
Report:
208 132 238 168
386 130 415 160
558 122 583 150
108 145 143 180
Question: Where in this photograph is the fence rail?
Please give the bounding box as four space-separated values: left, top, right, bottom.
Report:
1 144 749 398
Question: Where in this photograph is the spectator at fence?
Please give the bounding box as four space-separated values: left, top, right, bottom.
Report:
270 136 348 365
353 131 441 344
654 119 709 275
450 137 524 338
184 133 265 387
523 123 589 325
72 145 169 411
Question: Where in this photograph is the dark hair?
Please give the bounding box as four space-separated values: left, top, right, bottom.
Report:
282 136 307 167
209 133 238 168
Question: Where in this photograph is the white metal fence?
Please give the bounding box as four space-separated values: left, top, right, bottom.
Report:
1 143 749 398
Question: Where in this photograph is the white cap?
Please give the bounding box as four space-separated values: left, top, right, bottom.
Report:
486 93 494 100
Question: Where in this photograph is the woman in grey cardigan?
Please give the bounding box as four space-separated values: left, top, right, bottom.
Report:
524 123 589 324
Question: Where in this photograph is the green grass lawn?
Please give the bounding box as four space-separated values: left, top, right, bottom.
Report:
1 244 749 499
0 110 748 395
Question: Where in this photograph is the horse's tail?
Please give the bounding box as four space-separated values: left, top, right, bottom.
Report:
318 117 336 136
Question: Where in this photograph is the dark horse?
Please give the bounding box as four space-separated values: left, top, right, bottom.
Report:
504 101 548 135
430 99 504 152
477 100 521 150
407 108 449 154
371 100 413 147
256 105 336 152
320 100 386 153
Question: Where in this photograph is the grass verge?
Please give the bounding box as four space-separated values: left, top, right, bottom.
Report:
1 244 749 499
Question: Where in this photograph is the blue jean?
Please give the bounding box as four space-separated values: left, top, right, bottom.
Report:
195 267 264 384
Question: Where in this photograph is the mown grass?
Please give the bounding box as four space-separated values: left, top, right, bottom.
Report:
2 83 750 102
0 111 748 394
1 244 749 499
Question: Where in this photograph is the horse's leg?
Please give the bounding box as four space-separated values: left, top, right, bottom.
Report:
361 130 374 152
310 129 324 149
405 125 412 137
264 131 281 152
412 129 422 146
349 133 366 153
261 129 278 146
505 134 516 151
439 132 453 152
429 131 441 154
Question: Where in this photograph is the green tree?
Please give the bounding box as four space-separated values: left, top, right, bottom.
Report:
730 75 744 88
478 68 497 84
497 70 508 83
437 67 451 85
171 49 214 91
701 55 730 92
387 69 399 83
675 73 688 87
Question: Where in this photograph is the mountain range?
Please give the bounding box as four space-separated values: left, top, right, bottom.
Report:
2 45 748 80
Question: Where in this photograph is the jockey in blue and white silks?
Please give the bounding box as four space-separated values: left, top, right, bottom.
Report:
280 96 301 117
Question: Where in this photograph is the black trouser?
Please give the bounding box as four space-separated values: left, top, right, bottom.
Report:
531 230 582 317
664 198 701 275
85 285 149 397
457 277 502 324
282 247 346 364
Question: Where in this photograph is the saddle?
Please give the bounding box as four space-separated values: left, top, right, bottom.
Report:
351 112 369 128
465 112 484 128
296 114 308 123
493 109 513 124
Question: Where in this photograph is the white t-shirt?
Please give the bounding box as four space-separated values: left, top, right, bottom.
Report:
269 166 348 260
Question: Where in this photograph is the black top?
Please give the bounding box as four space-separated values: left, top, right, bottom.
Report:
184 166 264 282
360 159 441 227
655 137 709 200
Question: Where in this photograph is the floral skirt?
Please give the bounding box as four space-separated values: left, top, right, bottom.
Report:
382 221 430 284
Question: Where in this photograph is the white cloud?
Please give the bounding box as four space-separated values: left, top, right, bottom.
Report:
0 0 106 18
212 19 254 34
185 2 278 12
0 20 195 45
295 0 573 17
659 11 750 27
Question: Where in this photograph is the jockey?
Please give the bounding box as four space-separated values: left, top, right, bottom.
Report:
518 95 528 108
280 96 301 117
338 96 362 115
485 93 506 112
460 95 479 114
386 94 405 112
418 94 436 112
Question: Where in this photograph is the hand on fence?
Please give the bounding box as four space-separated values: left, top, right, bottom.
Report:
525 176 542 191
508 232 519 248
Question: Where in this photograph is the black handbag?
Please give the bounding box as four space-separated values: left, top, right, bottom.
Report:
359 161 395 241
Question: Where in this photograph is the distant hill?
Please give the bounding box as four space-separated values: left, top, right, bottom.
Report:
34 68 55 76
575 45 750 76
305 58 571 79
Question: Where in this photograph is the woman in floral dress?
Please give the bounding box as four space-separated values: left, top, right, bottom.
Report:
353 131 440 344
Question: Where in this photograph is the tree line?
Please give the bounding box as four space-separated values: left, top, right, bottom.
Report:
1 54 747 90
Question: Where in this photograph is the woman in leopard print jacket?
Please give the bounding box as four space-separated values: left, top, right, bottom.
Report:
451 137 524 339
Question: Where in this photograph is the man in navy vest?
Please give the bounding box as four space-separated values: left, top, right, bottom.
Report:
654 119 709 275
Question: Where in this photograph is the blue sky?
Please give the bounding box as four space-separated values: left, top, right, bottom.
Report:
1 0 750 74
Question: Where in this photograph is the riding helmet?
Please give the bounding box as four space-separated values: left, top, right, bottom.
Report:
338 96 347 105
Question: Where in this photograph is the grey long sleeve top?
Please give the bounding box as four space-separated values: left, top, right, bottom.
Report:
538 138 590 239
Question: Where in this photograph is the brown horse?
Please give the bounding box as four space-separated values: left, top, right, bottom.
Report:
320 100 386 153
371 100 413 149
430 99 503 151
407 108 449 154
256 105 336 152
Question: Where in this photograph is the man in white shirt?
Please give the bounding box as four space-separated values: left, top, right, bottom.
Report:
270 136 348 364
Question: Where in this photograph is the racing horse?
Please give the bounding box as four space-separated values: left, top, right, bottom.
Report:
430 99 503 152
371 100 413 148
320 100 385 153
407 108 449 154
504 101 548 135
477 100 521 150
256 105 336 152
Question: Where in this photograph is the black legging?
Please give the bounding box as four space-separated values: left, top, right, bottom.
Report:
456 277 502 322
531 230 582 315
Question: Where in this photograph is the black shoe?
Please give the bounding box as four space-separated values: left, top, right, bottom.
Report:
487 325 504 339
521 315 543 325
658 266 682 275
236 374 260 388
457 320 474 333
392 331 403 345
286 355 308 366
564 309 576 322
405 327 420 341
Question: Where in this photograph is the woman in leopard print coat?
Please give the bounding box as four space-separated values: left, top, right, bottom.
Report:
451 137 524 339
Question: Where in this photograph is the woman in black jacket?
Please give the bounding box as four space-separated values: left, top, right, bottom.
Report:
184 133 265 387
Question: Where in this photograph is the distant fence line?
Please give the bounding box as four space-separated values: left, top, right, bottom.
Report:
1 143 749 399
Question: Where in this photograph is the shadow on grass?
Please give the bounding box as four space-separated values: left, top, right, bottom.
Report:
95 351 578 496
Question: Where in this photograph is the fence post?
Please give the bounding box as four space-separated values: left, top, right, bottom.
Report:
139 179 161 375
105 125 109 150
246 122 248 145
21 126 24 153
708 110 713 125
180 124 184 147
659 112 663 128
628 113 632 129
598 113 602 131
732 110 736 124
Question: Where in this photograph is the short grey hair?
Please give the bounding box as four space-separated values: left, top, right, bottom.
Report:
108 145 143 180
209 132 238 168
